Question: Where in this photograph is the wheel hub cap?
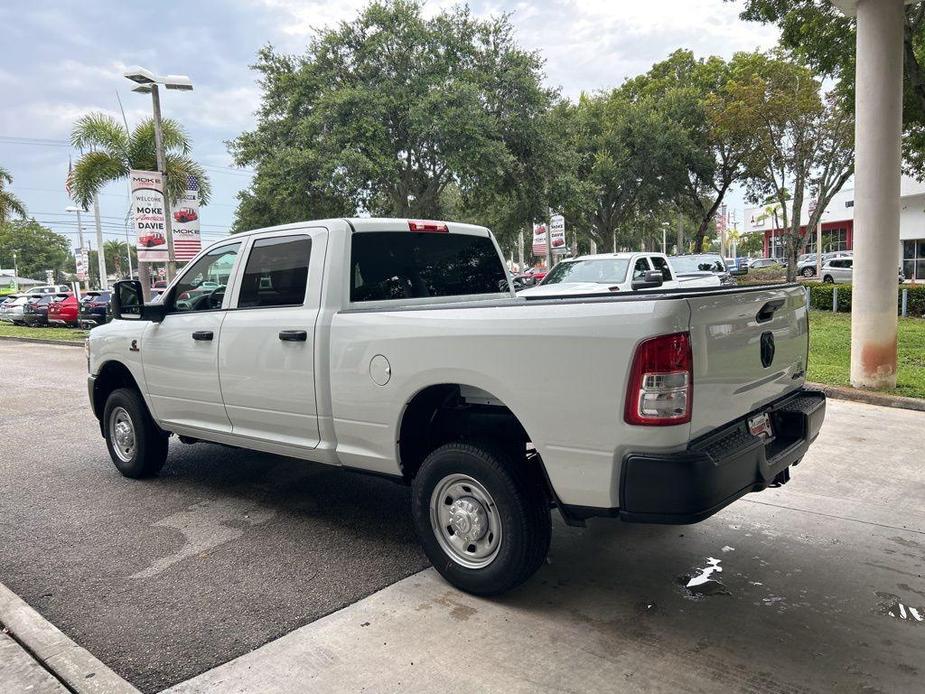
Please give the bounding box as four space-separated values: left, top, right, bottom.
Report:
109 407 136 463
429 473 503 569
447 497 488 543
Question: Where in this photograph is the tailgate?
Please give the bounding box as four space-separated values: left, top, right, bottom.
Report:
686 285 808 438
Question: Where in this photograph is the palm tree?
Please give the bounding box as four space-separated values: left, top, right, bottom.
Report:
0 166 28 224
69 112 211 210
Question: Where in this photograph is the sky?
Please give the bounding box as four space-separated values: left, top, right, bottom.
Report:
0 0 779 256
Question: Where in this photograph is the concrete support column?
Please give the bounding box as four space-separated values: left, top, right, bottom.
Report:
850 0 905 389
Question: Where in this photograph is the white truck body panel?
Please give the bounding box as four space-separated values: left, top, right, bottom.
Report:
88 218 810 512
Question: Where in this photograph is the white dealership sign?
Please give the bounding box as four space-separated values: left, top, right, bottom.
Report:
550 214 566 254
532 223 548 257
130 169 167 262
75 247 89 281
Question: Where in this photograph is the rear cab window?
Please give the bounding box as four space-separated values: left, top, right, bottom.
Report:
650 256 673 281
350 230 509 303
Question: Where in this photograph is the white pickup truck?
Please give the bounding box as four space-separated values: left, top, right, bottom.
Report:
518 251 719 297
88 218 825 595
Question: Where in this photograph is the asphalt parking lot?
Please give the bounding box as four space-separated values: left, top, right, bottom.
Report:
0 342 428 692
2 341 924 693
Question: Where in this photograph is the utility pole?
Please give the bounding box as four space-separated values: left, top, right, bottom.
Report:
150 84 177 282
93 194 107 290
76 208 88 291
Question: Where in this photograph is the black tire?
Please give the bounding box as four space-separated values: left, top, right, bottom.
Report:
411 441 551 596
102 387 168 478
801 267 815 278
823 275 834 284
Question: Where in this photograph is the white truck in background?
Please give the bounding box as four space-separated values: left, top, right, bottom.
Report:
88 218 825 595
519 252 719 297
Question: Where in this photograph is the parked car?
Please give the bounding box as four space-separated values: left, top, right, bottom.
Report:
669 254 736 287
47 293 78 327
153 280 168 289
749 257 783 269
820 258 904 284
78 291 111 329
512 266 547 288
25 284 72 295
0 295 30 324
797 251 853 278
22 294 57 327
90 217 824 596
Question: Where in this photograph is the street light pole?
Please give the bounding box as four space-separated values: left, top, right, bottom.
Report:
149 83 177 282
93 194 107 290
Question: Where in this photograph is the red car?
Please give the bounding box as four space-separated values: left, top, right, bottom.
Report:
47 293 78 327
174 208 198 223
139 232 166 248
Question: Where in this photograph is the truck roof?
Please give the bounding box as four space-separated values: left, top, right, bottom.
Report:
228 217 490 240
558 252 666 262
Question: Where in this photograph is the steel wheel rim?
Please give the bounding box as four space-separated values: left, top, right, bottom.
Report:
429 473 502 569
109 406 136 463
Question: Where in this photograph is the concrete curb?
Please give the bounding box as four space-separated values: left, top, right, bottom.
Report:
807 381 925 412
0 582 139 693
0 335 84 347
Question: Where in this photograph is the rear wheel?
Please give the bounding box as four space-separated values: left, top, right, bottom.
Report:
103 388 168 478
801 267 815 278
823 275 834 284
411 441 551 596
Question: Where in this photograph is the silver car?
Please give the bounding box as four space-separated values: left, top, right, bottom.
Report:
821 257 905 284
798 251 852 278
0 295 30 324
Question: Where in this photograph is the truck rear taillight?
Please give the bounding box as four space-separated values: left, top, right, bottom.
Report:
624 331 693 426
408 220 449 232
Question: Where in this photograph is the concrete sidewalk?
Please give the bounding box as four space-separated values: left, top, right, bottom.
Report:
167 398 925 694
0 630 68 693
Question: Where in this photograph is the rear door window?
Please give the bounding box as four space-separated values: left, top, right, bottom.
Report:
237 235 311 308
350 231 507 302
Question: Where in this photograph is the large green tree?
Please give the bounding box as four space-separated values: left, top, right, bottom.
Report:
0 220 70 280
733 0 925 175
0 166 27 225
558 89 689 252
728 54 854 280
230 0 556 232
624 50 768 252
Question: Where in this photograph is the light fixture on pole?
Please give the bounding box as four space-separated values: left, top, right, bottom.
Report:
123 66 194 283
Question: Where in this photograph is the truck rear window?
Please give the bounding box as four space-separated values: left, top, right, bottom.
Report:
350 231 507 302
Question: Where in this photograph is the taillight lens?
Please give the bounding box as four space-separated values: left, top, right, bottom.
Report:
624 331 693 426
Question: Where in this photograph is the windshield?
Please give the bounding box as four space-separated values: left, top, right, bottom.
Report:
541 258 630 285
670 255 723 273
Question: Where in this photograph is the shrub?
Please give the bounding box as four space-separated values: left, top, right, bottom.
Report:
737 266 787 285
807 283 925 316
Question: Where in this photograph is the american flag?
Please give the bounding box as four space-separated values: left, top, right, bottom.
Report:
65 156 75 200
173 175 202 262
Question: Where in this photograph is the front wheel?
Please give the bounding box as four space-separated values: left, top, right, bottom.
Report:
823 275 834 284
103 387 169 478
411 442 551 596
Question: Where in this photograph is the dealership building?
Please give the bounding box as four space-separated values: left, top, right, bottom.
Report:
742 175 925 280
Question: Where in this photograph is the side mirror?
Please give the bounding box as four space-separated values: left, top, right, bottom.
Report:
111 280 165 322
631 270 665 291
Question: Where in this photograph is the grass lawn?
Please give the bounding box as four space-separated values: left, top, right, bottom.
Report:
808 312 925 399
0 323 87 343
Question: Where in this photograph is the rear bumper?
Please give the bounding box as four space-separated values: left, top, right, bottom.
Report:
563 388 826 525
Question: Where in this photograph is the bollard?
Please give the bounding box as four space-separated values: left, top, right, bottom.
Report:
832 286 838 313
901 288 908 317
805 286 811 310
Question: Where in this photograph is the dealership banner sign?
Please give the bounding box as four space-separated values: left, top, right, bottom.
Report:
532 223 548 257
550 214 566 254
75 247 89 281
173 175 202 262
130 169 167 262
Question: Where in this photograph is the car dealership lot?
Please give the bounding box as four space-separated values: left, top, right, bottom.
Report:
1 341 924 693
